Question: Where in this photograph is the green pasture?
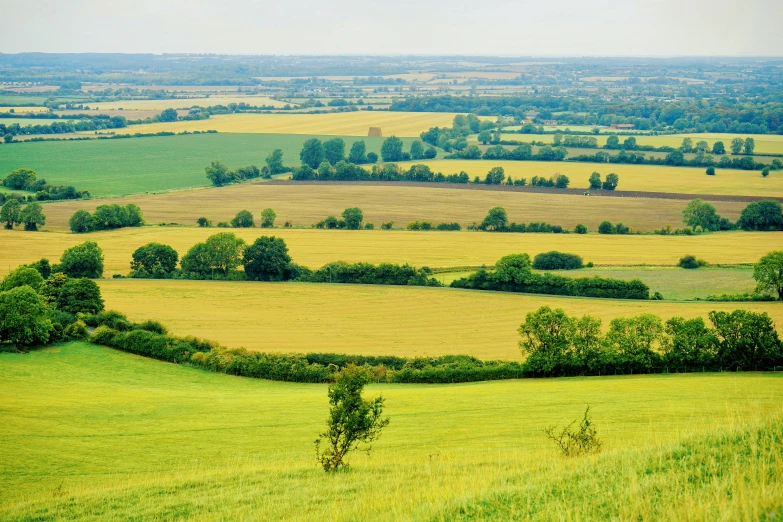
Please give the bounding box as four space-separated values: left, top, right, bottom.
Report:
0 133 416 197
1 343 782 520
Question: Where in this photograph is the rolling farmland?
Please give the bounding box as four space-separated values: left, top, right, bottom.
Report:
98 279 783 359
2 228 780 277
87 95 291 110
111 111 470 137
37 182 748 232
2 344 781 520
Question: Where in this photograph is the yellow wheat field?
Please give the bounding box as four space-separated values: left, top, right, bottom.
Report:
38 183 748 233
524 133 783 155
2 227 780 277
109 111 468 137
98 279 783 359
414 160 783 197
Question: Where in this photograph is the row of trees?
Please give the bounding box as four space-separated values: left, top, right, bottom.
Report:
519 306 783 376
1 168 88 202
1 200 46 230
69 204 144 233
205 155 279 187
299 137 436 168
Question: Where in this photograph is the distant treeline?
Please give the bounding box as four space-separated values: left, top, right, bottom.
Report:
0 168 88 202
81 306 783 384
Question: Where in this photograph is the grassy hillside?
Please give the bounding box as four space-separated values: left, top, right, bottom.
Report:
2 228 780 277
1 344 781 521
0 133 416 197
97 279 783 359
38 182 747 232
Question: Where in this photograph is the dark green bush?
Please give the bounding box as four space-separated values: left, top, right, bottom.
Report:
532 251 584 270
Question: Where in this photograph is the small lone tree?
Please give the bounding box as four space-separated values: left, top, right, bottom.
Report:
544 406 602 457
342 207 364 230
315 366 389 472
231 210 254 228
260 208 276 228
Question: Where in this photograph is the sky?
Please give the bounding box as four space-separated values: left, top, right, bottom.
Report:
3 0 783 56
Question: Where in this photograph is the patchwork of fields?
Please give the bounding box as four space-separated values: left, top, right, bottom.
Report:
3 228 779 277
87 95 291 110
38 182 748 232
97 279 783 358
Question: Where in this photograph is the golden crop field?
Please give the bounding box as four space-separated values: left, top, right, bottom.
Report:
0 106 50 113
110 111 468 137
3 345 781 520
415 160 783 197
524 132 783 155
3 228 781 278
38 182 747 232
88 95 290 111
99 279 783 359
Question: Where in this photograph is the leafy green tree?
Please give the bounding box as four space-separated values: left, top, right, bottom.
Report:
348 141 367 164
56 278 104 315
38 273 69 305
0 286 52 346
3 168 36 189
314 366 389 472
598 221 614 234
737 200 783 231
26 258 51 279
706 167 716 176
712 141 725 155
1 199 22 229
665 150 685 166
317 161 334 180
57 241 104 278
574 224 588 234
19 202 45 231
323 138 346 165
243 236 292 281
680 137 693 152
709 310 783 370
731 137 744 154
366 152 379 163
260 208 276 228
342 207 364 230
762 166 771 177
380 136 404 162
744 137 755 155
480 206 508 231
1 266 44 292
130 243 179 277
423 147 437 159
205 160 232 187
409 140 425 160
3 134 12 144
477 130 492 144
605 135 620 149
300 138 325 169
623 136 637 150
518 306 575 376
159 108 178 122
682 199 721 231
181 233 246 277
231 209 255 228
92 204 127 230
694 140 709 152
588 172 602 190
753 251 783 300
604 314 664 372
602 173 619 190
485 167 505 185
197 217 211 227
69 209 94 233
265 149 286 175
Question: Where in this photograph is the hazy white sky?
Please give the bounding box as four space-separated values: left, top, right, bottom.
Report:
3 0 782 56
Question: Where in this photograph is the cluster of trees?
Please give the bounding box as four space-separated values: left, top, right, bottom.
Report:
0 114 129 138
69 204 144 233
1 199 46 231
0 243 105 348
447 143 569 163
313 208 367 230
406 221 461 231
682 199 783 232
306 262 441 287
420 114 495 152
598 221 631 235
299 136 435 169
1 168 88 201
568 148 778 171
519 306 783 377
588 172 619 190
532 251 584 270
205 157 276 187
473 206 566 234
452 254 651 300
222 208 276 229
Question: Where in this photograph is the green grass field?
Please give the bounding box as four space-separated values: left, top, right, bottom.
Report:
0 133 416 197
1 344 781 521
